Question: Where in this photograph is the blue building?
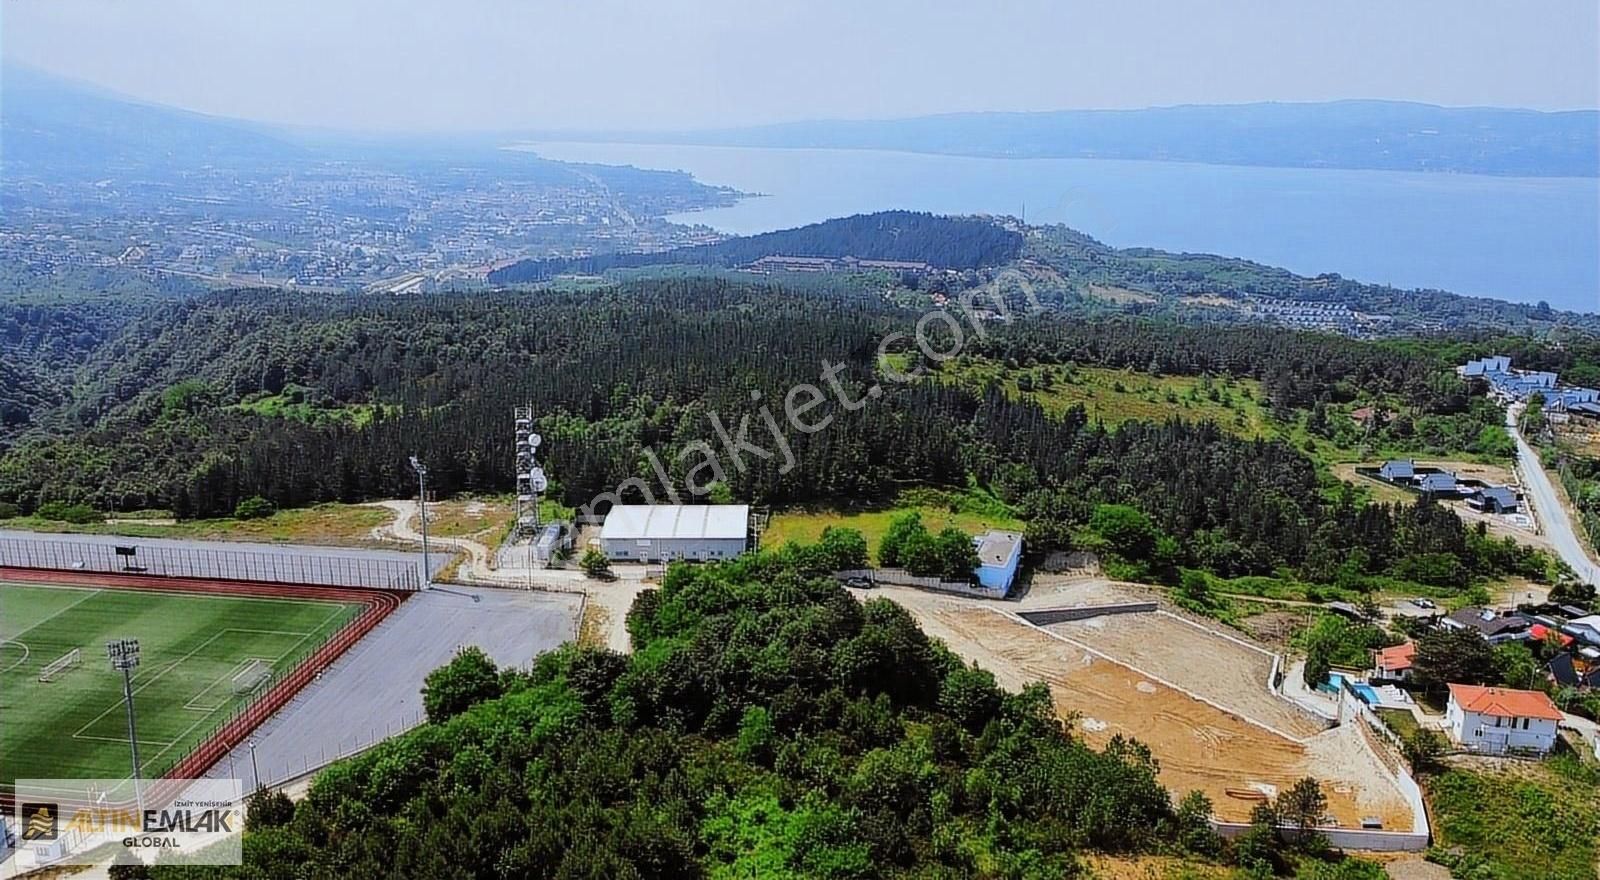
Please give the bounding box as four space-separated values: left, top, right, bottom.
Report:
973 530 1023 595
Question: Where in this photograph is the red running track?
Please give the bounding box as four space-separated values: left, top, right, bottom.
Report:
1 566 409 789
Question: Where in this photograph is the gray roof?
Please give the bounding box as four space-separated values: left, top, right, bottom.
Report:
600 505 750 541
1549 652 1579 687
975 530 1021 567
1478 486 1518 506
1447 607 1530 637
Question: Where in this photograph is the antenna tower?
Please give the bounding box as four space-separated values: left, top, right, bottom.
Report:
513 406 547 540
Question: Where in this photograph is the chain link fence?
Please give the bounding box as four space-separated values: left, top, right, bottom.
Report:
0 534 423 590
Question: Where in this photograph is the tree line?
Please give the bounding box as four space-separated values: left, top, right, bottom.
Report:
0 279 1550 591
487 211 1024 282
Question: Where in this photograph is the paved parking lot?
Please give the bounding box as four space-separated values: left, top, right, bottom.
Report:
205 586 581 789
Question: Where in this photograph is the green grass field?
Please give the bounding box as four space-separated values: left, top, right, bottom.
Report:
0 581 360 789
762 489 1025 564
905 356 1277 439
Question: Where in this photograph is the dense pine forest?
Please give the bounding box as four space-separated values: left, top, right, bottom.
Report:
0 276 1554 591
146 554 1381 879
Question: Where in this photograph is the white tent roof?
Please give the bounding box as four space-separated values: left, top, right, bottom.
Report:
600 505 749 541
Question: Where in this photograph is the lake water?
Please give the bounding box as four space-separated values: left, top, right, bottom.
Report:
518 142 1599 314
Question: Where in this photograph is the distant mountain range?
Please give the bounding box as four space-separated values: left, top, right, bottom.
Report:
540 101 1600 178
0 64 310 178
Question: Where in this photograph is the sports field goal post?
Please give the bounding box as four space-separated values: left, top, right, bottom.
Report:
232 659 271 694
38 647 83 682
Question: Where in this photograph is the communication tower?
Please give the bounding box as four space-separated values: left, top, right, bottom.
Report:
513 406 547 540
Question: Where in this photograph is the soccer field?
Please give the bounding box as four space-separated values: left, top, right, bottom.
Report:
0 580 361 789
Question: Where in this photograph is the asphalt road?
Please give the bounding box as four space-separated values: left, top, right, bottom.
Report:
1506 406 1600 586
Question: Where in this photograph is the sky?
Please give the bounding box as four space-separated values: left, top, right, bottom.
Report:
3 0 1598 132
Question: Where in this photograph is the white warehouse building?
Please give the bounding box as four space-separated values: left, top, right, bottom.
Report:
599 504 750 563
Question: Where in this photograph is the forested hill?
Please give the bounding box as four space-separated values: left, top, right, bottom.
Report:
1025 226 1600 332
0 278 1552 601
487 211 1023 282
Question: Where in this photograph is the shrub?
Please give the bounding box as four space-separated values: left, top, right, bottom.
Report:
233 495 277 520
580 547 611 578
36 500 100 524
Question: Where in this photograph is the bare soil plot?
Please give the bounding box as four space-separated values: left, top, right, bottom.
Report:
923 605 1412 828
1044 611 1327 739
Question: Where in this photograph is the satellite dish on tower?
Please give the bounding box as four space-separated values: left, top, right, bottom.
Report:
528 433 542 449
529 468 548 493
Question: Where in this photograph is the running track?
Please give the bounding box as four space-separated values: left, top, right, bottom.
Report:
1 566 408 803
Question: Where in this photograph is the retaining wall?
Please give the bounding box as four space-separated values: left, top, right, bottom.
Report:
1015 602 1158 626
1209 821 1429 853
837 568 1005 598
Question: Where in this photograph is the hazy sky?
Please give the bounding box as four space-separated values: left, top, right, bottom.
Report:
4 0 1597 131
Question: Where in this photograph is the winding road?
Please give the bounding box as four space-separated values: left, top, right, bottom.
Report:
1506 405 1600 585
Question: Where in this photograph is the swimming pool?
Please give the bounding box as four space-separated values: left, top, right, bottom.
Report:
1319 672 1380 704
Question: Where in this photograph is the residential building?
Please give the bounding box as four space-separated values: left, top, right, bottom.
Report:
973 530 1023 595
1442 607 1531 644
1378 460 1415 482
1372 642 1416 682
1563 614 1600 647
1459 355 1512 377
1529 623 1575 650
1445 684 1562 755
1413 471 1459 494
1467 486 1519 514
599 504 750 563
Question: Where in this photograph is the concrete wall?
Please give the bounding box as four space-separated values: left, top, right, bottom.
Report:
1338 686 1431 837
1210 821 1429 853
1015 602 1158 626
1210 685 1431 852
837 568 1005 598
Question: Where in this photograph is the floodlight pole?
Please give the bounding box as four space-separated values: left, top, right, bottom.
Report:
410 456 431 588
106 639 143 811
247 739 260 790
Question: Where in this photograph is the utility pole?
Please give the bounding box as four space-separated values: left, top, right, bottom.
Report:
247 739 261 790
106 639 143 810
410 456 431 588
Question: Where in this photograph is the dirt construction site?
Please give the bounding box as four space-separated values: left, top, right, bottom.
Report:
866 579 1416 830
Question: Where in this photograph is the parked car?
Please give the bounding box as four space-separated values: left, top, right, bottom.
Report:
843 576 874 589
1411 597 1437 609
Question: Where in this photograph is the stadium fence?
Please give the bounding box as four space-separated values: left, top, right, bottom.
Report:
0 534 423 591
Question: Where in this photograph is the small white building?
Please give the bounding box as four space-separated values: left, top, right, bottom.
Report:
1372 642 1416 682
1445 684 1562 756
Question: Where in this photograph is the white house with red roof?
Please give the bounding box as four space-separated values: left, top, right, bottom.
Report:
1372 641 1417 682
1445 684 1563 755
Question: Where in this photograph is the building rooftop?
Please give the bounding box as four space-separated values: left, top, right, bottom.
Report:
975 530 1022 567
1375 641 1416 671
600 504 750 541
1446 607 1530 637
1447 684 1563 721
1478 486 1518 506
